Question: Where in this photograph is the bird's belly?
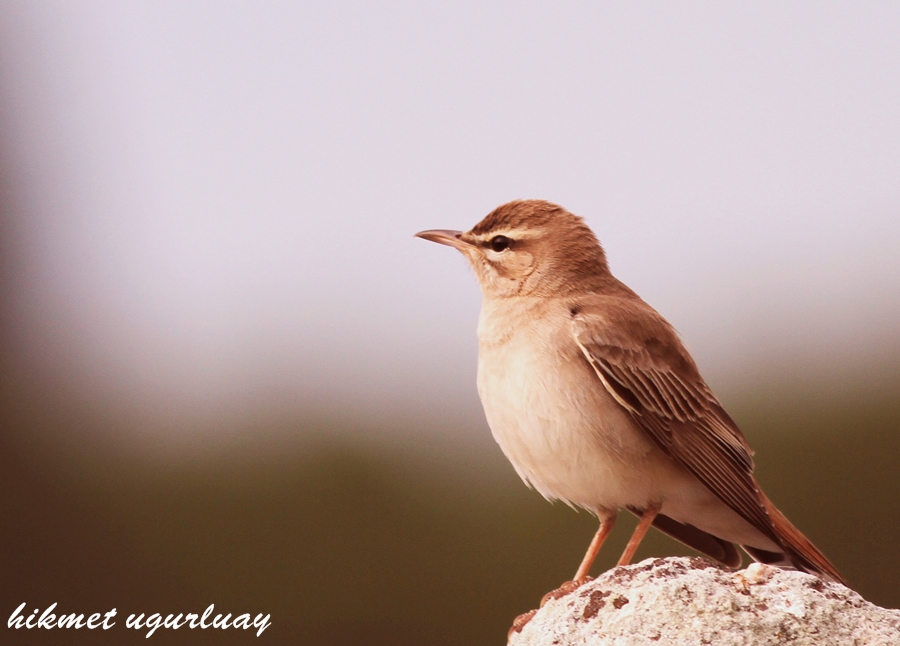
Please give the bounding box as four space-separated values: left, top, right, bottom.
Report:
476 339 668 512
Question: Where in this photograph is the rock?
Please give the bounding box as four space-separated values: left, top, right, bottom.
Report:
509 557 900 646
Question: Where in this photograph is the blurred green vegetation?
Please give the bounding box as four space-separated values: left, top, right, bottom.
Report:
2 370 899 646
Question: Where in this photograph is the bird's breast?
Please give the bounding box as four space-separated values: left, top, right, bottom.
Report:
475 299 663 510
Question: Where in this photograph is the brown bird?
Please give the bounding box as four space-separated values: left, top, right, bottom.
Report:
416 199 845 590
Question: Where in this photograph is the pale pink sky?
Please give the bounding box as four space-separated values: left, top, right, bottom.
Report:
1 2 898 452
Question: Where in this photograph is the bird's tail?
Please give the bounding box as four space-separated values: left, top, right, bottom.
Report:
750 493 846 585
639 500 846 586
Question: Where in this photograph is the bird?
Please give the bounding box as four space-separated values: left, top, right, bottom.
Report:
415 199 845 593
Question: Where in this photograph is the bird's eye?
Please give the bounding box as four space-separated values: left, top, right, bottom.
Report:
490 235 511 252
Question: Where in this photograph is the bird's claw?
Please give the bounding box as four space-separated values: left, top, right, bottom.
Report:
540 577 592 606
508 578 594 641
507 609 538 640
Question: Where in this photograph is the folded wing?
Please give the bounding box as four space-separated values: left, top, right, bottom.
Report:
570 296 844 583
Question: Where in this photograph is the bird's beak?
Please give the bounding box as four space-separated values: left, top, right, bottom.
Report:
414 229 470 250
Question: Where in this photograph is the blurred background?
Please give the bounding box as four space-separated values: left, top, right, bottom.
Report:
1 2 898 644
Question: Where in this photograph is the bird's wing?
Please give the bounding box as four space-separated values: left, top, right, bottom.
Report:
569 298 778 545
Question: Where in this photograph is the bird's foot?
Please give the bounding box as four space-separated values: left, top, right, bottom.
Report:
507 609 538 640
508 578 593 641
541 577 593 606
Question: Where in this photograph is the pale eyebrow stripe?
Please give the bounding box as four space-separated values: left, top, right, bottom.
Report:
469 228 540 243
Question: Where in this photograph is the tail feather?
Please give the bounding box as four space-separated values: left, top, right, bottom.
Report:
761 493 846 585
630 499 846 587
742 545 793 568
627 507 742 568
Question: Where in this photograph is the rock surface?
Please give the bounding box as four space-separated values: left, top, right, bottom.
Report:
509 557 900 646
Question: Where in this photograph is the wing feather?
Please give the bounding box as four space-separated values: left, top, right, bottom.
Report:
570 300 772 541
568 296 844 584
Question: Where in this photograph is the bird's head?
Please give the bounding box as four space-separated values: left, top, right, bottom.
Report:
416 199 611 298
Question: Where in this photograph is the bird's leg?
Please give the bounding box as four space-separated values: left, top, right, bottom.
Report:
535 510 618 612
617 502 661 566
574 512 617 582
512 511 621 638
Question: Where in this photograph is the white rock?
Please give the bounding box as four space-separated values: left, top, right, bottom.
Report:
509 557 900 646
